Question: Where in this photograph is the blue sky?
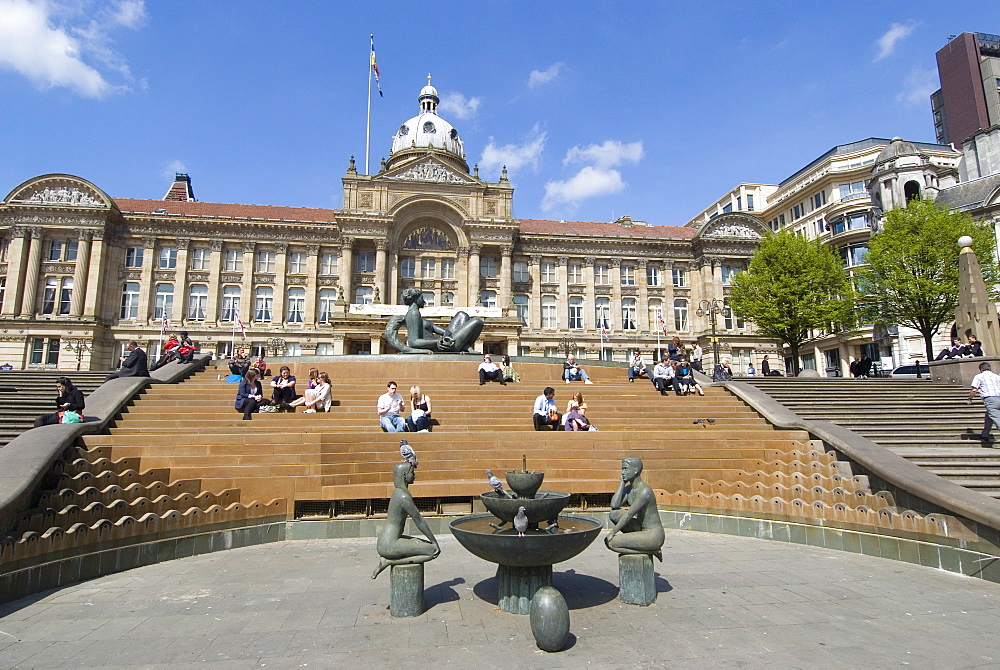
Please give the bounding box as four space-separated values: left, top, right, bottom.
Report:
0 1 995 225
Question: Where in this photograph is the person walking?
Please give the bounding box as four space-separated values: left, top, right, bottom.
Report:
761 355 771 377
968 362 1000 445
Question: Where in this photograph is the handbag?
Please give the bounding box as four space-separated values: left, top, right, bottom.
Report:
60 410 83 424
259 404 279 413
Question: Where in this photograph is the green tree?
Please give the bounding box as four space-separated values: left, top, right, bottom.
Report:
729 230 856 375
856 198 998 362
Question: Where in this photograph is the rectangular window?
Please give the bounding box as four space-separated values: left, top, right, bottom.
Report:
513 261 529 282
224 249 242 272
441 259 455 279
621 299 636 330
48 240 62 261
736 196 742 211
594 264 609 285
158 247 177 269
188 285 208 320
541 296 557 329
541 262 556 283
421 258 436 279
793 204 801 220
421 291 435 307
567 263 583 284
672 268 687 287
356 251 375 273
288 252 307 274
569 296 584 329
747 194 754 211
56 278 72 315
722 203 733 213
125 246 144 268
721 266 741 285
256 251 276 273
480 257 498 277
838 181 866 200
480 290 497 308
315 343 334 356
120 283 140 319
620 266 635 286
779 214 785 225
354 286 374 304
724 304 744 330
646 266 661 287
595 298 611 330
190 248 209 271
42 277 58 314
221 286 240 321
154 284 173 320
401 257 416 278
0 278 5 311
255 287 273 321
674 299 688 331
320 253 338 275
286 288 305 323
29 337 60 366
514 295 529 326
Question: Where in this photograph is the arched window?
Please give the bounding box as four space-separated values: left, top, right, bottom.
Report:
286 288 305 323
120 283 140 319
622 298 637 331
154 284 173 320
595 298 611 330
480 290 497 308
318 289 337 323
648 299 664 331
904 180 921 202
188 285 208 320
514 295 529 326
354 286 374 305
673 299 688 331
254 287 273 321
568 296 584 329
541 296 557 329
221 286 241 322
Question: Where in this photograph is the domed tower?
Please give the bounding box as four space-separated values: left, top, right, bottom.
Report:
868 137 958 229
385 76 469 174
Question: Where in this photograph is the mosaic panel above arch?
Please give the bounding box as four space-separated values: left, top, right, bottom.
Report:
402 226 454 251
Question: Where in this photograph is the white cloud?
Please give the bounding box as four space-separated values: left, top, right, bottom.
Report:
162 160 187 180
479 124 547 177
896 66 938 106
563 140 644 169
542 139 644 212
528 62 563 88
0 0 144 98
438 91 480 120
875 22 915 61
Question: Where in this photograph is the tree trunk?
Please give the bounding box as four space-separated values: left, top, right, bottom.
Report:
790 342 801 376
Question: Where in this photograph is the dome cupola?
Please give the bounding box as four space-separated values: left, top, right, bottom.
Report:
386 75 468 173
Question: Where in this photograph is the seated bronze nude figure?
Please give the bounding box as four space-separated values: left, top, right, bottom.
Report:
384 288 484 354
605 457 665 561
372 461 441 579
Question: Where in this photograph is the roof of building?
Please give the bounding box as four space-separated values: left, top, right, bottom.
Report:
875 137 928 165
518 218 696 240
778 137 953 187
935 174 1000 211
114 198 339 223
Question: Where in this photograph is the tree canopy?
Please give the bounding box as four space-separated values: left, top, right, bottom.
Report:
729 230 856 374
856 198 998 362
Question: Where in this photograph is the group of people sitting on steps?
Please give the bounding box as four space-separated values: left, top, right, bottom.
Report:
234 366 332 420
935 335 984 360
532 387 598 431
628 351 706 396
377 381 433 433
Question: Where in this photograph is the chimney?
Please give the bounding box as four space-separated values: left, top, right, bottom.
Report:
163 173 196 201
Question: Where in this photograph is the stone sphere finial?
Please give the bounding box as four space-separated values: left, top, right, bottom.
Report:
958 235 974 249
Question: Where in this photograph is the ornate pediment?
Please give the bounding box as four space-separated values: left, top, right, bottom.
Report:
6 174 111 209
697 213 767 240
383 159 475 185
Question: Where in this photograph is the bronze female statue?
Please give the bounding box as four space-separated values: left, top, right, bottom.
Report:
372 461 441 579
605 457 665 561
384 288 484 354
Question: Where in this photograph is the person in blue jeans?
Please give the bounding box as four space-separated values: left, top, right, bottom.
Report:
563 354 593 384
377 381 406 432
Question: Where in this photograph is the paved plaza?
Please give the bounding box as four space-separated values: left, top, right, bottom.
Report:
2 529 1000 668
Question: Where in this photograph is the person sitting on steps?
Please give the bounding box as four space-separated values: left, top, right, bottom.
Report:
478 354 506 386
563 354 593 384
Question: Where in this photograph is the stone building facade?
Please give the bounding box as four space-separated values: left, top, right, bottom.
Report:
0 82 770 371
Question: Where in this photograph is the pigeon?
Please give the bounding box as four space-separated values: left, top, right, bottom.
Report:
399 439 418 468
692 418 704 425
706 418 716 425
486 470 513 498
514 506 529 537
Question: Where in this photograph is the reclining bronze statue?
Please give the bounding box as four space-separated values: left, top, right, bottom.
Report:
385 288 484 354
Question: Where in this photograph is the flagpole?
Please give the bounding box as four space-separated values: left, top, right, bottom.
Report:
365 34 373 175
156 319 163 362
231 313 237 357
656 312 661 359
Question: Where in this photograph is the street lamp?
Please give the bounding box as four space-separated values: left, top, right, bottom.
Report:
557 337 577 358
266 337 287 357
63 337 91 372
696 299 725 368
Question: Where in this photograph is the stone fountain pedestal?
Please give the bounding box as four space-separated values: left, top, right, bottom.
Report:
497 564 553 615
618 554 656 605
389 563 425 617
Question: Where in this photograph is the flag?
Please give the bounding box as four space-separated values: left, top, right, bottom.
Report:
235 311 247 340
370 35 382 97
160 314 169 334
657 310 667 334
600 324 609 338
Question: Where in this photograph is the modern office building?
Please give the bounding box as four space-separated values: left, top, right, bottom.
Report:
0 80 771 371
931 32 1000 146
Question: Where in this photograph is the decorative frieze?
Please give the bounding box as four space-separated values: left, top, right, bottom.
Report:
153 271 175 282
187 272 210 283
220 273 243 283
40 263 75 274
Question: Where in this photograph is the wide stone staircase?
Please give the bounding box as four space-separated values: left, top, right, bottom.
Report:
0 370 108 447
741 377 1000 498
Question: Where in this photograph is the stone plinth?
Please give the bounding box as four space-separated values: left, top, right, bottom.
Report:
929 357 1000 387
618 554 656 606
389 563 424 617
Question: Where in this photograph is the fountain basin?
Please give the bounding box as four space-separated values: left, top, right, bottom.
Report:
505 470 544 498
480 490 570 525
449 513 603 568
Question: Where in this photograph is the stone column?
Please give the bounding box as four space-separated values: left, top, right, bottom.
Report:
339 237 354 305
468 244 482 305
304 244 320 324
637 259 650 333
18 228 43 317
389 564 424 618
499 245 513 309
205 240 223 325
456 246 470 307
2 227 29 316
370 334 382 355
241 241 255 324
583 257 596 331
175 239 190 325
332 333 346 356
374 239 388 303
388 247 399 305
136 236 156 324
82 231 106 320
556 256 569 332
69 231 92 318
273 242 288 324
529 254 542 333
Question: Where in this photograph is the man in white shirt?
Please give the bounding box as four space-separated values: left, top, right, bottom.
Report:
532 387 563 431
652 358 681 396
478 354 506 386
969 362 1000 444
377 381 406 433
